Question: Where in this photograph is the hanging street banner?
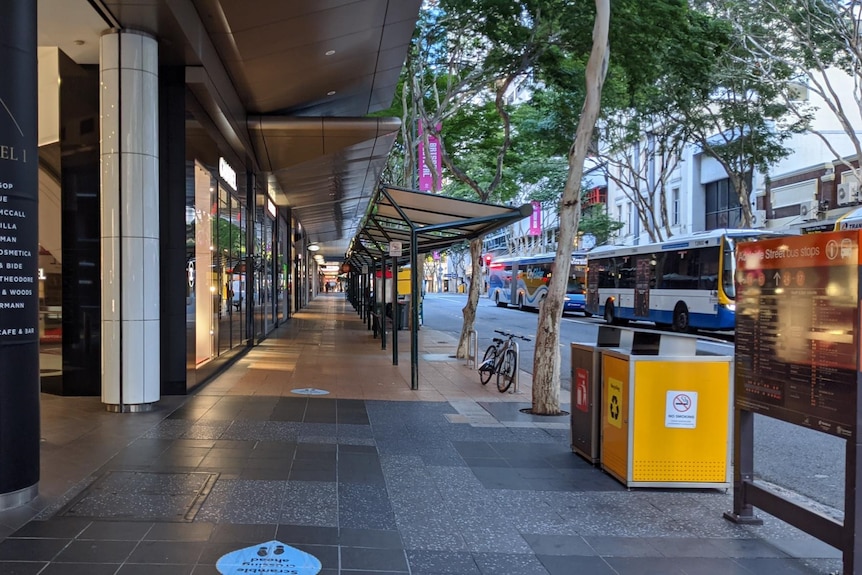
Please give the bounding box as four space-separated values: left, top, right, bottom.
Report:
418 121 441 192
528 201 542 236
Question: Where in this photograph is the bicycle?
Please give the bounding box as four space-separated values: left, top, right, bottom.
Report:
478 330 531 393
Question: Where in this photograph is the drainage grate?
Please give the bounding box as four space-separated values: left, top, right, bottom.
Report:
59 471 219 522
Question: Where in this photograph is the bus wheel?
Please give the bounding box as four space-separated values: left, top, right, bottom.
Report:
518 295 526 311
495 294 507 308
672 302 690 332
604 301 615 324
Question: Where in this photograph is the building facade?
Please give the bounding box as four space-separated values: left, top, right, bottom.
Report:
0 0 421 508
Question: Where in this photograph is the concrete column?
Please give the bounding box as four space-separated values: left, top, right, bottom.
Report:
100 30 160 411
0 0 39 509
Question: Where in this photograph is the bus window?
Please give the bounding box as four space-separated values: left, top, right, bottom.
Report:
722 243 735 298
618 257 637 289
661 250 698 289
698 248 719 290
567 278 585 294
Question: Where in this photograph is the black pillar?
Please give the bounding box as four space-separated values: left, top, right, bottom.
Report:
0 0 39 504
159 66 188 395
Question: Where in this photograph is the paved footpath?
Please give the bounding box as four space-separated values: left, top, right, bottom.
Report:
0 294 844 574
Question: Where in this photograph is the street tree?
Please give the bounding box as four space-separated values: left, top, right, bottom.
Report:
597 109 687 242
666 4 806 227
579 203 624 246
403 1 582 360
530 0 609 415
726 0 862 182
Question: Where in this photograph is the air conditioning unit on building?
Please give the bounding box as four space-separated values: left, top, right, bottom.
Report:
752 209 767 228
837 180 860 206
800 199 819 221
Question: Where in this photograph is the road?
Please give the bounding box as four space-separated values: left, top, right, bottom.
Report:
421 292 730 390
420 292 846 519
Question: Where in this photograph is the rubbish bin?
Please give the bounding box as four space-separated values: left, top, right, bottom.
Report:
599 332 732 489
397 300 409 330
570 326 662 464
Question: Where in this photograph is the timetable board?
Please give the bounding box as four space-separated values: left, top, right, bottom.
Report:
734 231 860 439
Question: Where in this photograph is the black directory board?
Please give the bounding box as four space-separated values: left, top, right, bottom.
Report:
735 231 860 439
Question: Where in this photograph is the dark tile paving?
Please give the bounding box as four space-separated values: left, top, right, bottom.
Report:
0 395 844 574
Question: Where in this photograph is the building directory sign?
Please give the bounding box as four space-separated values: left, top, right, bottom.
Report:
735 231 859 439
0 1 41 497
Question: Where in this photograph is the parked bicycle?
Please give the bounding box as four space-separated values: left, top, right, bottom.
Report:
478 330 531 393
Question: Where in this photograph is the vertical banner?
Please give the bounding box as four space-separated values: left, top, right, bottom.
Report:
0 0 40 499
418 122 442 192
528 201 542 236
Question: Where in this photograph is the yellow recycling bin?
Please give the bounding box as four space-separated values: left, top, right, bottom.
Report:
600 335 732 489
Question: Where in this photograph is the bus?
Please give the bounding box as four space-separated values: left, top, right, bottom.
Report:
487 252 590 315
585 229 785 331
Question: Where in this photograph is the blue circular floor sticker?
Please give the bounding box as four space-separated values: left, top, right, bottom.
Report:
291 388 329 395
216 540 321 574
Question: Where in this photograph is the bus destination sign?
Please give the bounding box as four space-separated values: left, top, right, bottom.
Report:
735 231 860 439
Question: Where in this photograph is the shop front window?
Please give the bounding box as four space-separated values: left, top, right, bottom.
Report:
188 160 250 367
191 162 217 366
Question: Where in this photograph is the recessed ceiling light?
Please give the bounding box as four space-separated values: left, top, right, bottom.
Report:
327 90 336 96
73 40 85 46
325 50 336 56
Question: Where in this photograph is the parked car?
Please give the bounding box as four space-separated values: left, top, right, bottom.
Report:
564 280 591 317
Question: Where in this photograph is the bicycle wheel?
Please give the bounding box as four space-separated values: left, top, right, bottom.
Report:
496 349 517 393
478 345 498 385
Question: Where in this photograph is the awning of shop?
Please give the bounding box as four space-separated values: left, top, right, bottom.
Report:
344 184 532 391
834 206 862 231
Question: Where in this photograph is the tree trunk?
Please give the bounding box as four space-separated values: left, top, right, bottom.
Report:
456 238 483 358
734 174 753 227
532 0 610 415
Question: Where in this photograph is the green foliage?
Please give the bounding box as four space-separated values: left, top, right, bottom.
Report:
579 207 624 246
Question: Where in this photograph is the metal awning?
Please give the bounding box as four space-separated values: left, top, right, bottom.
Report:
344 184 532 390
346 185 532 265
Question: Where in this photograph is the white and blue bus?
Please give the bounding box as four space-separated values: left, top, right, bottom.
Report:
585 229 784 331
487 251 590 314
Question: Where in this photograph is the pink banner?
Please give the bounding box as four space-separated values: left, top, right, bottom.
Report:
418 122 442 192
528 201 542 236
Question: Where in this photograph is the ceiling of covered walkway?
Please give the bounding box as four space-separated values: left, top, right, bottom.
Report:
38 0 422 261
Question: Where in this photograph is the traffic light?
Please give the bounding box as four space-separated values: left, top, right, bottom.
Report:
484 254 492 267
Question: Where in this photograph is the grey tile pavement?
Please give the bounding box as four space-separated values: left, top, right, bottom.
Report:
0 295 845 574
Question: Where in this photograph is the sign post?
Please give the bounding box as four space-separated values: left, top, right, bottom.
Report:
726 230 862 574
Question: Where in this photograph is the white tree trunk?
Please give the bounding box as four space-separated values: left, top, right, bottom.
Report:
456 238 483 358
532 0 610 415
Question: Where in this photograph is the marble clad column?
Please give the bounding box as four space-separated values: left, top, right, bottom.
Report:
100 30 160 411
0 0 39 509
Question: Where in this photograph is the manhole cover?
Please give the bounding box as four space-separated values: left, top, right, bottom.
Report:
291 388 330 395
59 471 218 522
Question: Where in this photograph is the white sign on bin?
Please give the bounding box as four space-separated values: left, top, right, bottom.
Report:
665 391 698 428
389 241 403 257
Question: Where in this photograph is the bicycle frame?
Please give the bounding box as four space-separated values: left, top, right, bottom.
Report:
478 330 528 393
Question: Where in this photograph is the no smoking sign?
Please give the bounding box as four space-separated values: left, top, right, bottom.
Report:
665 391 698 429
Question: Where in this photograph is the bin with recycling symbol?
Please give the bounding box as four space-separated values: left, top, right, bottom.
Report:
599 338 732 489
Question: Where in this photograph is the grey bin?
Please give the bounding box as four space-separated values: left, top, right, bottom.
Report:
570 326 664 464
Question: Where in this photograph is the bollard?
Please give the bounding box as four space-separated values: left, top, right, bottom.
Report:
467 329 478 369
511 341 520 393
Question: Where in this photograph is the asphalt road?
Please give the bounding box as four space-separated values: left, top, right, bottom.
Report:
420 292 846 518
